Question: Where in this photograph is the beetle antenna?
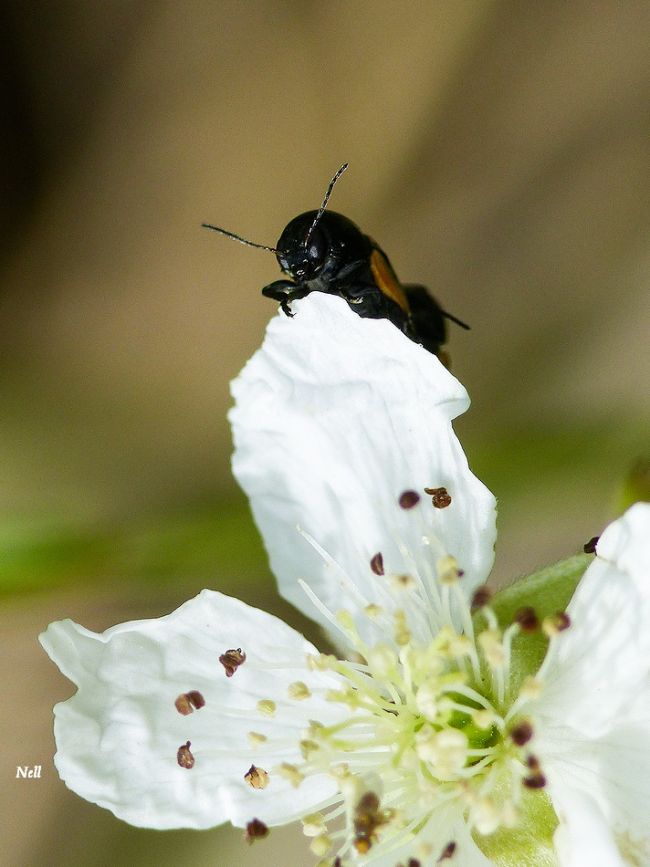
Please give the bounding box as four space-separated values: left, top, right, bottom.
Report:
304 162 349 247
441 309 471 330
201 223 279 254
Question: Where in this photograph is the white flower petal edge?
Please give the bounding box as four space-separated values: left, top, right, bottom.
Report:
230 294 496 642
533 502 650 866
39 590 345 830
551 787 625 867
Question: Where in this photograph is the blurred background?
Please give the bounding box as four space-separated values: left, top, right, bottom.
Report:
1 1 649 864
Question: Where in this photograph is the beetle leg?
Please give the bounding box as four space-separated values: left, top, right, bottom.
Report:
262 280 310 317
280 298 294 317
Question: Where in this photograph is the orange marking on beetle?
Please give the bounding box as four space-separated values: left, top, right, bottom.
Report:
369 248 410 315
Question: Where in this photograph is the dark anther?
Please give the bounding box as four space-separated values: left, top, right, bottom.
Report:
514 607 539 632
177 740 195 769
523 771 547 789
370 552 385 576
583 535 599 554
526 754 540 770
438 841 457 861
398 490 420 509
175 690 206 715
353 791 388 854
244 764 269 789
219 647 247 677
470 585 492 611
245 818 269 844
424 486 452 509
509 720 534 746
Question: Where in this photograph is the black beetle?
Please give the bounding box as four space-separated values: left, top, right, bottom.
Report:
203 164 468 359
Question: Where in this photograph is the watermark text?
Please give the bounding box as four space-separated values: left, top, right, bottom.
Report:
16 765 42 779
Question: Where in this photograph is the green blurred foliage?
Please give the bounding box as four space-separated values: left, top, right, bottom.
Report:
2 415 646 599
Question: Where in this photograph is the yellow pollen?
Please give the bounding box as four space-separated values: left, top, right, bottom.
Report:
394 610 411 646
302 813 326 837
308 653 336 671
257 699 277 717
415 681 439 720
415 726 469 776
473 708 498 729
310 834 333 857
336 609 355 631
278 762 304 787
478 628 505 668
391 573 416 590
436 554 461 584
366 644 398 677
520 676 544 700
300 739 320 759
288 681 311 700
247 731 267 746
471 797 501 834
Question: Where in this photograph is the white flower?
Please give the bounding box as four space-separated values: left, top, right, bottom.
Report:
41 295 650 866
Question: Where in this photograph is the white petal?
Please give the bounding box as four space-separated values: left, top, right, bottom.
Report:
535 504 650 736
40 590 344 829
550 784 625 867
588 686 650 859
230 294 496 640
539 687 650 863
596 501 650 593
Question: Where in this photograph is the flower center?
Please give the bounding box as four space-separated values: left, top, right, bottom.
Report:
250 494 569 864
302 597 548 856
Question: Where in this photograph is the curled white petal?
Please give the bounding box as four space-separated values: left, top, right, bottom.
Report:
551 784 625 867
230 294 496 641
40 590 343 829
535 503 650 736
533 504 650 863
596 501 650 593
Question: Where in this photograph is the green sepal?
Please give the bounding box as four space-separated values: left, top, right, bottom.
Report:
475 554 591 699
474 786 559 866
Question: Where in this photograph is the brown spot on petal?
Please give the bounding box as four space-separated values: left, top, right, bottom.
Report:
177 741 195 769
245 818 269 844
370 552 384 576
425 486 452 508
583 535 599 554
510 720 533 746
244 764 269 790
523 771 547 789
175 690 206 715
219 647 246 677
471 585 492 611
514 607 539 633
399 490 420 509
438 842 457 862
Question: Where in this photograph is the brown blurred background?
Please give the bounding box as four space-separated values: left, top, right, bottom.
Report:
1 2 649 865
